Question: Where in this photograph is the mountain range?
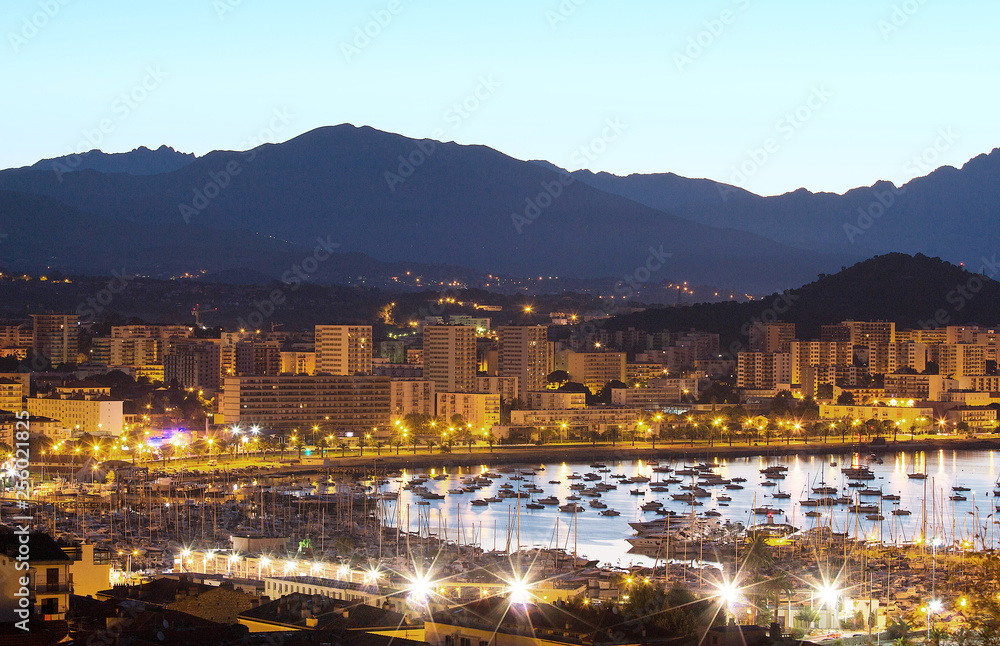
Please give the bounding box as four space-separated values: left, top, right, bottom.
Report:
0 125 996 295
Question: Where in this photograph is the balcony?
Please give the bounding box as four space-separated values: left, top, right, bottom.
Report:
36 583 72 593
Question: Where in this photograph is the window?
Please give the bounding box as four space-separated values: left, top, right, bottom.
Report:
41 597 59 615
46 568 60 591
461 638 471 646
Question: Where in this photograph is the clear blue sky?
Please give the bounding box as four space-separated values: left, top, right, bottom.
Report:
4 0 997 195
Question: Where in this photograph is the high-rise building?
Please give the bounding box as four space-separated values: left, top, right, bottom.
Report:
423 325 476 393
553 350 626 394
435 392 501 430
315 325 373 375
939 343 986 377
497 326 551 402
164 340 222 391
280 351 316 375
789 341 853 384
842 320 895 346
31 314 79 365
736 352 791 389
389 379 436 418
234 340 281 376
748 322 795 353
867 342 927 375
222 375 390 432
90 337 161 367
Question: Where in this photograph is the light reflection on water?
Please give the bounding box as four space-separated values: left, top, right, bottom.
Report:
377 450 1000 567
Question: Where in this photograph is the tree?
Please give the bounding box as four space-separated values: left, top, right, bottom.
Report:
796 607 821 628
885 615 912 641
547 370 570 386
837 391 856 405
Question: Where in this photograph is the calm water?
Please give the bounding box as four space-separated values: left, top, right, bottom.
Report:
377 450 1000 567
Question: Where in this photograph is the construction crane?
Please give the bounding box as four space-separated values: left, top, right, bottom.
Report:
191 303 216 328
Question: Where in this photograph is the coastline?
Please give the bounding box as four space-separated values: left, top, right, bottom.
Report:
268 436 1000 476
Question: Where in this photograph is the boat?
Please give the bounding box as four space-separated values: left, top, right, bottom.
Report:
717 495 732 502
881 494 900 501
538 496 559 505
771 491 791 499
892 509 912 516
649 486 669 492
589 500 608 509
754 507 784 515
627 535 670 548
704 510 722 517
416 500 430 506
907 456 927 479
640 501 663 511
600 509 621 516
860 488 882 496
805 510 822 518
526 502 544 510
630 489 645 496
725 484 744 490
447 488 466 494
812 486 837 495
950 494 967 501
831 460 837 467
559 503 584 513
483 496 501 503
470 500 488 506
548 480 561 484
953 486 971 492
850 504 879 513
590 463 607 468
866 514 885 521
761 481 776 487
566 494 581 501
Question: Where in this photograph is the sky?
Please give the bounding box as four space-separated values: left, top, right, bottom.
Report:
3 0 998 196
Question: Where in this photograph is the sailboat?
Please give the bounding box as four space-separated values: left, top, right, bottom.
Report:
908 455 928 480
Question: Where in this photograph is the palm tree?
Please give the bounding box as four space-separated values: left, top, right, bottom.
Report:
337 440 349 457
764 571 795 629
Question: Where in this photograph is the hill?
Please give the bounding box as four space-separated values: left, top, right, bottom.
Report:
605 253 1000 349
0 191 495 290
560 148 1000 264
28 145 196 176
0 124 856 294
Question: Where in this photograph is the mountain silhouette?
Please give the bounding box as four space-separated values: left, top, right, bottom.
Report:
0 124 856 294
